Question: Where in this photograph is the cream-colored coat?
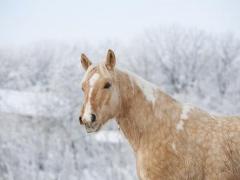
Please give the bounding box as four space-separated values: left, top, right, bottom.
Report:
80 50 240 180
115 69 240 180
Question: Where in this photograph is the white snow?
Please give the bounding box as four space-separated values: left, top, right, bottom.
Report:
176 120 184 131
180 104 194 120
171 143 177 153
0 89 69 117
92 130 123 143
176 104 194 132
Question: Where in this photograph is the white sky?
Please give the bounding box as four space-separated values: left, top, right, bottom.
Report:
0 0 240 46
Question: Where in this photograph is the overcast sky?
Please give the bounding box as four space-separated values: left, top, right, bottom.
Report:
0 0 240 46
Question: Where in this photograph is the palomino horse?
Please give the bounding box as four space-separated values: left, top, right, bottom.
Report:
79 49 240 180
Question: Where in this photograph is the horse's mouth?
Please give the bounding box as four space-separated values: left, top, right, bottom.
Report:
85 123 101 133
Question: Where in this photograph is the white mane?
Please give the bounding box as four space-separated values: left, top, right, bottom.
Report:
122 69 158 104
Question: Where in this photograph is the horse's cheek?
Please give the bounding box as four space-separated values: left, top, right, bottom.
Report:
96 91 108 109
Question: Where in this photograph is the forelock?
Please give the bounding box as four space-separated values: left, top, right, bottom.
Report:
98 63 112 78
81 65 97 84
82 63 113 86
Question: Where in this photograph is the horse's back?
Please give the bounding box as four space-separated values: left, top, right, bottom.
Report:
136 109 240 180
205 115 240 179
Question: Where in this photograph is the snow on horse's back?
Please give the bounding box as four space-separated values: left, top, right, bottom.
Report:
79 49 240 180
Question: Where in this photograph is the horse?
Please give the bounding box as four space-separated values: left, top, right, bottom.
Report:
78 49 240 180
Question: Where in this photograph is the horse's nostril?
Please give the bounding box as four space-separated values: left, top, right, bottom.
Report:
79 116 83 124
91 114 96 122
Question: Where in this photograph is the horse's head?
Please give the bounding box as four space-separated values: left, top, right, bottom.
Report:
79 49 120 133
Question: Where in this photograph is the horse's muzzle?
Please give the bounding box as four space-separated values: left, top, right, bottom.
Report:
79 115 101 133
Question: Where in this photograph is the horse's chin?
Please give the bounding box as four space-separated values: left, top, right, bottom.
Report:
85 123 101 133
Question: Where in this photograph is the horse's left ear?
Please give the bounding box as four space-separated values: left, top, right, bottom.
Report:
105 49 116 70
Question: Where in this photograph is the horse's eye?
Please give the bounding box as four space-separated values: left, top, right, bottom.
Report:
103 82 111 89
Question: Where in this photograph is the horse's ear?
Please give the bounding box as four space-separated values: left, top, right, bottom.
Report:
81 53 92 71
105 49 116 70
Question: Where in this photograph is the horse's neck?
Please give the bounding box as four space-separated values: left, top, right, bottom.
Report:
115 69 180 152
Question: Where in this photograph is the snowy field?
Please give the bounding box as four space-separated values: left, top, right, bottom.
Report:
0 28 240 180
